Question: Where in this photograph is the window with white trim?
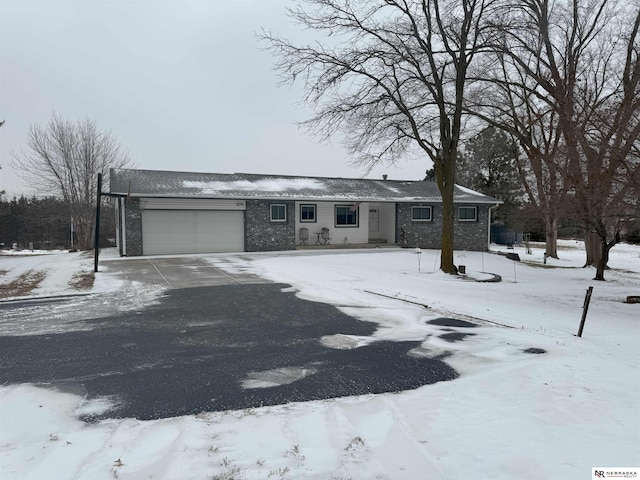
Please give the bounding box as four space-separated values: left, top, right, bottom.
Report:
411 206 432 222
458 206 477 221
335 205 358 227
270 204 287 222
300 204 316 223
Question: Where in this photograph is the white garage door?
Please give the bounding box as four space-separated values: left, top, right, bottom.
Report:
142 210 244 255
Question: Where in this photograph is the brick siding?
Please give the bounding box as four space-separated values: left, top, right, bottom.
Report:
396 203 490 251
245 200 296 252
123 198 143 256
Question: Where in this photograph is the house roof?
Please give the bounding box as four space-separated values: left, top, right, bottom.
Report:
109 168 500 204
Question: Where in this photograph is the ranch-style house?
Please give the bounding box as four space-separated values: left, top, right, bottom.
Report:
109 168 500 256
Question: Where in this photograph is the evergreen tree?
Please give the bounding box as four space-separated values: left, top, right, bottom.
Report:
457 127 524 227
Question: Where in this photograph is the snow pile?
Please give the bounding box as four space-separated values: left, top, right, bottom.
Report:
0 249 69 256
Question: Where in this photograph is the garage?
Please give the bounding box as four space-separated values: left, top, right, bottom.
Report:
140 199 245 255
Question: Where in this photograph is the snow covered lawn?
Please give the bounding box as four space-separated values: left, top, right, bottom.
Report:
1 242 639 479
0 250 96 299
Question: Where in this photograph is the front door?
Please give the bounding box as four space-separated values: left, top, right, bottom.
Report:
369 208 380 237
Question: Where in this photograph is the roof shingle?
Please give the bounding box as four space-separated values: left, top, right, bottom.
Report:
110 169 499 204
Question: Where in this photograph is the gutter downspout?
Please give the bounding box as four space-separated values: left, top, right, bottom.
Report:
121 196 127 256
114 202 119 253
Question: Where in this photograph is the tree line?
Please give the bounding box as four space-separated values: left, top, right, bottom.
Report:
0 195 116 251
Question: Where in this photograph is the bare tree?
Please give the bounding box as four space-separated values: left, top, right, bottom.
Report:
467 55 571 258
262 0 498 274
478 0 639 279
572 8 640 279
11 114 132 250
529 0 639 280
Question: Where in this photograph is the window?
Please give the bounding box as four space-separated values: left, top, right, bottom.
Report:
411 206 432 222
335 205 358 227
300 204 316 223
270 204 287 222
458 206 477 221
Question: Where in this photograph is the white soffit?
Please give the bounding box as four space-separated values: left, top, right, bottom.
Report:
140 198 246 210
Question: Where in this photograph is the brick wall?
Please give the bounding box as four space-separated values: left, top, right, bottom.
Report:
396 203 442 248
124 198 143 256
245 200 296 252
454 205 491 251
396 203 490 251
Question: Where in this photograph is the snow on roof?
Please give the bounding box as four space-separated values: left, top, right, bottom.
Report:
109 168 499 204
183 178 325 193
455 184 485 197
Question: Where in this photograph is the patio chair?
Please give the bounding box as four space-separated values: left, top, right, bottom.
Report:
320 227 331 245
299 227 309 246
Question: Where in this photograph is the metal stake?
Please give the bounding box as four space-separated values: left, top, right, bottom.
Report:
577 286 594 337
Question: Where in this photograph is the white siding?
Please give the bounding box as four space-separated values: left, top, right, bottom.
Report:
295 201 370 245
140 198 246 210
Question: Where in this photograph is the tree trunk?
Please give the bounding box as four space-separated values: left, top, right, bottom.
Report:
584 230 601 267
75 213 93 250
438 150 458 274
544 214 559 259
594 241 610 281
440 189 457 274
594 233 619 281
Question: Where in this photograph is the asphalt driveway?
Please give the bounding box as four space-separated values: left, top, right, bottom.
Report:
0 255 464 420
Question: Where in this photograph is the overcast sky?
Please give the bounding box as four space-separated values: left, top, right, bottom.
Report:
0 0 429 197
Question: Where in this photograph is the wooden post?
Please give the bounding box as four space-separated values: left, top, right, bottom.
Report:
577 286 593 337
94 173 102 273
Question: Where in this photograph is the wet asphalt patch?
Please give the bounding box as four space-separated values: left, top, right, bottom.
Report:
0 283 458 421
439 332 477 343
427 318 479 328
